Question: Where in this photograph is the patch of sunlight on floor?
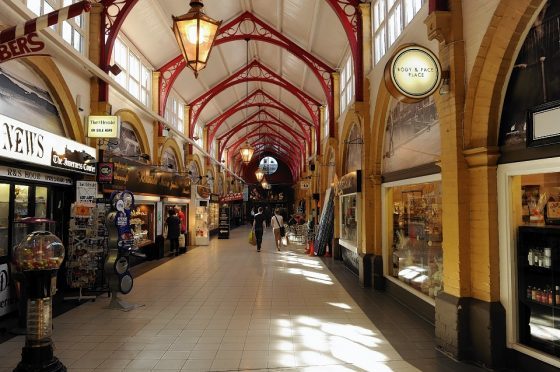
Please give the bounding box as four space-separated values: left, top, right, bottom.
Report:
306 277 334 285
297 316 321 327
327 302 352 310
330 335 398 371
321 323 381 347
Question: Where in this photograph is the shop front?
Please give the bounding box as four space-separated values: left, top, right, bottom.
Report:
193 185 210 246
338 171 361 275
497 2 560 368
221 193 243 227
102 162 191 259
380 93 442 322
208 193 219 235
0 61 96 317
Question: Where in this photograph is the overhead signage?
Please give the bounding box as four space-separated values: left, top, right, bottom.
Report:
0 114 96 174
77 181 98 205
0 165 72 185
338 170 361 195
97 162 114 184
104 162 191 198
0 32 46 63
87 115 120 139
384 45 442 103
220 193 243 203
197 185 211 199
0 264 17 316
300 180 311 190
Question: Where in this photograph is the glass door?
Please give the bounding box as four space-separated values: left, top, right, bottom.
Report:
0 183 9 259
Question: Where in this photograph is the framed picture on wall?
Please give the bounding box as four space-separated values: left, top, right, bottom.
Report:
527 99 560 147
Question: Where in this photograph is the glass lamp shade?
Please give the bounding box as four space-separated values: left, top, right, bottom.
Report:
255 167 265 182
239 141 254 164
261 177 269 189
172 1 222 78
14 231 64 271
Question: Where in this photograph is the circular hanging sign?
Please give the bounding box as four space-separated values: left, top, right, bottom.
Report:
384 45 442 103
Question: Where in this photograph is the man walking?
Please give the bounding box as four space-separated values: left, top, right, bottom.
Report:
252 207 266 252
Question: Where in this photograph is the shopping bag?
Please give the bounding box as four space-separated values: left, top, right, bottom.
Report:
279 226 286 237
178 233 186 248
249 230 257 246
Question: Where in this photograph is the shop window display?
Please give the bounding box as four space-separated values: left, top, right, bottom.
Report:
208 203 219 231
340 194 358 247
512 172 560 357
389 181 443 298
130 204 154 247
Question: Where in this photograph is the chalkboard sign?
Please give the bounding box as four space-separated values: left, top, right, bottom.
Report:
218 204 230 239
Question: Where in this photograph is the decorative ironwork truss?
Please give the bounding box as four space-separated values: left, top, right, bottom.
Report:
186 60 321 136
231 137 300 178
217 109 306 159
325 0 363 101
227 126 303 162
206 89 314 153
97 0 139 101
158 11 335 136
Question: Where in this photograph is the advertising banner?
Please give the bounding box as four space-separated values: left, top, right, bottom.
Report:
0 264 16 316
77 181 98 205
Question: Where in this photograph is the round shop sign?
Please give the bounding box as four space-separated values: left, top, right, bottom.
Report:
384 45 442 103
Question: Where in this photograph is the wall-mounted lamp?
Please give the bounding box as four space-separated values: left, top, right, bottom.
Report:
439 70 450 95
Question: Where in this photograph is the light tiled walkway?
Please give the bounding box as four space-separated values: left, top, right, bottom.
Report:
0 227 419 372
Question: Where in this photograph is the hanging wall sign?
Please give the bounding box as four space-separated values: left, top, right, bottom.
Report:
338 170 361 195
0 114 96 174
97 162 114 184
384 45 442 103
0 264 17 316
300 180 311 190
87 115 120 139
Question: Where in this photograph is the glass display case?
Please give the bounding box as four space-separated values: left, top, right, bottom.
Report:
388 180 443 299
208 202 219 231
340 193 358 249
195 202 209 245
130 204 155 248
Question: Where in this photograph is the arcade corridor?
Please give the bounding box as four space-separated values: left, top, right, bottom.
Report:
0 228 481 372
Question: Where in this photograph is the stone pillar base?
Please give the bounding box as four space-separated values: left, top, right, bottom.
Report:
333 238 342 260
372 254 385 290
358 253 372 288
435 292 506 369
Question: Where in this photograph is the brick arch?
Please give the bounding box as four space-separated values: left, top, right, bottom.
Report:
322 138 339 192
159 138 184 172
464 0 546 149
339 108 364 175
25 56 85 143
114 109 151 157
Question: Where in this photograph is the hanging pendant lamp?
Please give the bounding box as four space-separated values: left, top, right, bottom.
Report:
172 1 222 78
238 38 254 164
255 167 264 182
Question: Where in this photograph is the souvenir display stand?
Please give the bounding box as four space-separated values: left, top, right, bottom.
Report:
65 202 109 301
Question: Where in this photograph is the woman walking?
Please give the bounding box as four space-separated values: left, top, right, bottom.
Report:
271 208 284 251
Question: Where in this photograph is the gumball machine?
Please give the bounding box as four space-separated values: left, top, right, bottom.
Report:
13 231 66 372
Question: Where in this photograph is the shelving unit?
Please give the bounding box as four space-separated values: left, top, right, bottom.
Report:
517 225 560 357
130 204 154 248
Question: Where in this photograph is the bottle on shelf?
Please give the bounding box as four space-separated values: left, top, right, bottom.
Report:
527 286 532 300
556 286 560 305
548 288 553 305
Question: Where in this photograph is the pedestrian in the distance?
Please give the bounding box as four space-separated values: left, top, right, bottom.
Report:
165 208 181 256
271 208 284 251
252 207 266 252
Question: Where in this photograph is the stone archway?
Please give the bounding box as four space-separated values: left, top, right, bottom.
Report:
114 109 151 157
159 138 184 172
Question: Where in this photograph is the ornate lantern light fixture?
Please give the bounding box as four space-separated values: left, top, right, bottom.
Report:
261 176 269 189
238 38 254 164
255 166 264 182
172 1 222 78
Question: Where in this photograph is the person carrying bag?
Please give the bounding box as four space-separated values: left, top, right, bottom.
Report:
271 208 285 251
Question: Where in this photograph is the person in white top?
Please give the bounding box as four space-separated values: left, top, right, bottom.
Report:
271 208 284 251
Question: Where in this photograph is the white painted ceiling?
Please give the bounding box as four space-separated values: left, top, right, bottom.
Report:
120 0 350 162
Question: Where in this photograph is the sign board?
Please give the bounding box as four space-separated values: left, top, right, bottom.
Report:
97 162 114 184
300 180 311 190
0 114 96 174
527 99 560 147
0 32 46 63
338 170 362 195
0 264 17 316
0 165 72 185
384 45 442 103
87 116 120 138
77 181 98 205
210 194 220 203
220 193 243 203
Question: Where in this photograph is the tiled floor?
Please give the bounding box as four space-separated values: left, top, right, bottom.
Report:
1 227 447 371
